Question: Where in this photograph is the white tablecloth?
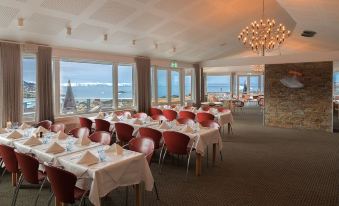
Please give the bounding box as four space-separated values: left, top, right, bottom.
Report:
0 129 30 146
57 148 154 206
215 111 234 125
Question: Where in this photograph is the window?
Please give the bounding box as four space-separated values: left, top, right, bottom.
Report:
157 69 168 104
59 60 113 115
171 70 180 103
206 75 231 93
117 64 135 108
185 69 193 102
334 72 339 96
238 76 248 96
250 76 259 94
22 55 37 120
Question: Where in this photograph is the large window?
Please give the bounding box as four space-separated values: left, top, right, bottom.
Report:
250 76 259 93
185 69 193 102
22 56 37 120
206 75 231 93
117 64 135 108
171 70 180 103
334 72 339 96
59 60 113 114
157 69 168 104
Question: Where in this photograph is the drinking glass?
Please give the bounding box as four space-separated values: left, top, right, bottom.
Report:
97 147 106 162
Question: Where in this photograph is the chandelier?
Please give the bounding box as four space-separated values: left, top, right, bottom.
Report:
238 0 291 56
251 65 265 73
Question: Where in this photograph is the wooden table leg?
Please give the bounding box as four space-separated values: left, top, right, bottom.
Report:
54 197 64 206
212 144 216 165
11 172 17 186
195 153 202 176
228 123 231 134
135 184 141 206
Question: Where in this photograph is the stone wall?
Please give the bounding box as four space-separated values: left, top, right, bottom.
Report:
264 61 333 132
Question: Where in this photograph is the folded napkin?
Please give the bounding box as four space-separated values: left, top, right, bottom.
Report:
54 131 68 140
96 112 105 119
0 128 8 134
23 136 42 146
8 130 22 139
46 142 65 154
182 125 194 133
159 121 170 129
75 136 91 146
77 151 99 165
134 119 143 125
191 108 197 113
110 115 120 122
125 113 132 119
33 126 48 134
145 116 152 122
172 119 181 126
198 107 203 111
19 123 31 130
105 143 124 155
6 121 12 129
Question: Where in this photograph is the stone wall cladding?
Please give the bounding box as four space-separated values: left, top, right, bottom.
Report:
264 61 333 132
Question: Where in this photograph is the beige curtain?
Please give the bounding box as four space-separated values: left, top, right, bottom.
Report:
36 46 54 122
193 63 202 107
0 42 22 127
135 56 151 114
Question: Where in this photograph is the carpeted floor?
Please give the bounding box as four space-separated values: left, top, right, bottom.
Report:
1 106 338 206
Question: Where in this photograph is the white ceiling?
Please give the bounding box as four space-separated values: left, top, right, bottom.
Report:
0 0 337 63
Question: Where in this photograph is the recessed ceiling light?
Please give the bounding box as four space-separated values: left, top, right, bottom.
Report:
301 30 316 37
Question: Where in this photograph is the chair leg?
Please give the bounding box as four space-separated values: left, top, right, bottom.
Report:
206 146 209 167
159 149 167 174
125 187 129 206
154 182 160 200
11 174 23 206
47 193 54 206
219 151 223 161
34 177 47 206
186 150 193 179
158 145 165 166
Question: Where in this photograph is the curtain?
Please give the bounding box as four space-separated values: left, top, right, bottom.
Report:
36 46 54 122
193 63 201 107
135 56 151 114
0 42 22 127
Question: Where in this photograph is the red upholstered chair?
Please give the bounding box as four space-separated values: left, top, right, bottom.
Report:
127 137 159 200
36 120 52 130
115 122 135 145
160 131 194 177
178 111 196 120
201 106 210 111
94 119 111 133
196 112 215 123
151 115 167 121
13 151 47 206
176 118 195 127
44 163 89 206
133 112 148 119
149 108 162 116
138 127 162 150
0 144 19 182
217 107 230 113
68 127 90 139
50 123 66 133
89 131 112 145
170 105 177 109
183 106 192 110
162 110 177 121
79 117 93 132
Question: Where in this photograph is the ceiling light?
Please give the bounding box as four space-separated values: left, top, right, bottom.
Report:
251 65 265 73
238 0 291 56
104 34 108 41
17 17 24 28
66 27 72 36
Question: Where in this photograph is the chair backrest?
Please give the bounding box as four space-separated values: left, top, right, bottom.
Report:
178 111 196 120
114 110 124 116
149 108 163 116
44 163 77 204
0 144 19 173
133 112 148 119
183 106 192 110
14 151 40 184
94 119 111 132
79 117 93 131
115 122 134 143
196 112 215 123
162 131 190 155
199 120 220 129
176 118 195 127
151 114 167 121
163 110 177 121
201 106 210 111
68 127 90 139
89 131 112 145
217 107 229 113
128 137 155 165
50 123 66 133
36 120 52 130
138 127 162 149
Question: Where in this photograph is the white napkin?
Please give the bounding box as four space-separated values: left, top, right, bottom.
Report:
182 125 194 133
75 136 91 146
209 108 218 115
134 119 143 125
6 121 12 129
198 107 203 111
96 112 105 119
77 151 99 165
19 123 31 130
54 131 68 140
110 115 120 122
145 116 152 122
33 126 48 134
7 130 22 139
172 119 181 126
105 143 124 155
0 128 8 134
23 136 42 146
191 108 197 113
125 113 132 119
159 121 170 129
46 142 65 154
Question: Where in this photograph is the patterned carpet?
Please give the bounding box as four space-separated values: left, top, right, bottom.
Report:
0 106 338 206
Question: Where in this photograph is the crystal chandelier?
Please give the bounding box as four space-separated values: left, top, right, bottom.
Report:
238 0 291 56
251 65 265 73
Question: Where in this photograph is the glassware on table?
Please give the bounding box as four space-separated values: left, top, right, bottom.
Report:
65 139 74 152
97 147 106 162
